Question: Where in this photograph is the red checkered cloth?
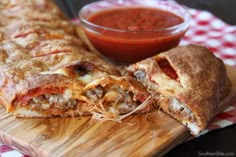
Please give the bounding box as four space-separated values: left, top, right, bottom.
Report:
1 7 236 157
181 9 236 67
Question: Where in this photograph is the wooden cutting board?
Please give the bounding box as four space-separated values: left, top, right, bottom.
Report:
0 65 235 157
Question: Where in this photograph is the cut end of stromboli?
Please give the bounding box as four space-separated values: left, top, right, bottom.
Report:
158 96 201 135
9 73 151 121
127 45 232 135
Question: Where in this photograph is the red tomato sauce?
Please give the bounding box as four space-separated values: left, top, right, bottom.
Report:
85 7 186 63
88 8 183 31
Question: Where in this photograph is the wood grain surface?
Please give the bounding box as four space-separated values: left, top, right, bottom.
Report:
0 65 235 157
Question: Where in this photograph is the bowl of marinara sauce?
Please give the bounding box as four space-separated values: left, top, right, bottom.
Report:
79 0 190 63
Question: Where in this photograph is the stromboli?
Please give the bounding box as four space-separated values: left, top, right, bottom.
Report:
0 0 151 118
127 45 232 135
0 0 232 136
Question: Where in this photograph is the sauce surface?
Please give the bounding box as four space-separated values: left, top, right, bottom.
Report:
88 8 183 31
84 7 186 63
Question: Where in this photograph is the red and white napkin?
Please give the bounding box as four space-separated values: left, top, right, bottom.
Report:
181 9 236 67
0 7 236 157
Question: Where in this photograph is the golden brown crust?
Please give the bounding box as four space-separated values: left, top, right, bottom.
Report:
127 45 232 134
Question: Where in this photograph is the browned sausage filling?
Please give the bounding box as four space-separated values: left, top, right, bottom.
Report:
14 88 81 115
167 97 195 122
29 94 78 111
83 85 142 114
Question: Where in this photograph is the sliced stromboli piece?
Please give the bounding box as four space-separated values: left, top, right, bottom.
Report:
0 75 151 119
127 45 232 135
79 76 152 121
0 65 147 118
0 0 153 120
0 52 121 117
0 74 84 117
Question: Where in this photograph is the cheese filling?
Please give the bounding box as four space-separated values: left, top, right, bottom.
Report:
169 97 195 122
16 84 143 116
13 89 77 115
133 70 159 92
24 89 78 113
169 97 201 134
29 94 78 111
83 85 141 114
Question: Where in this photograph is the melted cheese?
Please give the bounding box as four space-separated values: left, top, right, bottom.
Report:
152 73 178 92
78 71 106 84
63 89 73 99
185 121 200 135
78 74 93 83
40 69 69 76
171 98 184 112
171 97 199 135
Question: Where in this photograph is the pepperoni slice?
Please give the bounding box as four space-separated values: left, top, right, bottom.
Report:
157 59 178 80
